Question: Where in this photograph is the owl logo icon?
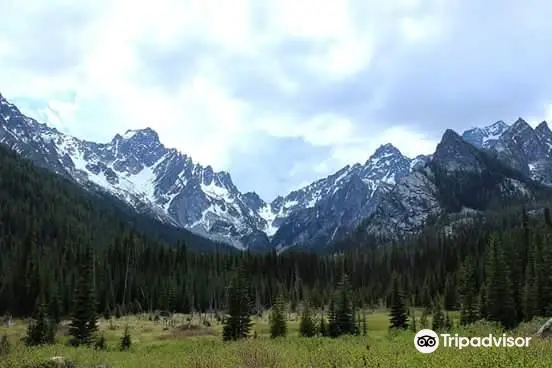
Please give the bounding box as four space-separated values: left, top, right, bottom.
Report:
414 329 439 353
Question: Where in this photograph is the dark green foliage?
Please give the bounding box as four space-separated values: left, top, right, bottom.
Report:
444 274 458 310
24 300 54 346
222 269 253 341
485 234 517 329
432 298 445 331
459 258 479 326
69 246 98 346
120 326 131 351
335 275 356 335
298 302 317 337
327 297 340 338
388 277 408 330
95 334 107 350
2 144 552 333
0 334 10 356
47 289 62 326
103 307 111 321
269 294 287 338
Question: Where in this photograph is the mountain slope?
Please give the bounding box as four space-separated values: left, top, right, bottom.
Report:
363 129 550 238
0 94 271 249
0 143 230 253
462 118 552 185
268 143 413 250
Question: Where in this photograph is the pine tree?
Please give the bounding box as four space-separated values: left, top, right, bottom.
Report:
24 298 54 346
299 301 317 337
327 297 340 337
485 234 517 329
335 275 356 335
444 274 458 310
432 297 445 331
538 233 552 316
522 235 538 321
0 334 9 356
69 246 98 346
120 326 131 351
222 268 253 341
459 259 479 325
270 294 287 338
388 276 408 330
48 287 62 326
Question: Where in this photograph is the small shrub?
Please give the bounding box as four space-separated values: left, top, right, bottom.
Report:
95 334 107 350
0 334 10 356
120 325 132 351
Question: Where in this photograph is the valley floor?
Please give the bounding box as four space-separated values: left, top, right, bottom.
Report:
1 312 551 368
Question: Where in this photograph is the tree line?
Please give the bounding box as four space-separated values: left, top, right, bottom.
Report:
1 138 552 339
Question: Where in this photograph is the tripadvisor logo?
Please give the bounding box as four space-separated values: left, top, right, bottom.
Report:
414 329 532 354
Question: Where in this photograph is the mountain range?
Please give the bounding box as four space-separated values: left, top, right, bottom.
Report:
1 93 552 251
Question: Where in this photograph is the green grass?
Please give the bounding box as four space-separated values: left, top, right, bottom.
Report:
1 312 551 367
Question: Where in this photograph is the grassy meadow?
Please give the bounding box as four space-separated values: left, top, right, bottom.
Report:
1 311 551 368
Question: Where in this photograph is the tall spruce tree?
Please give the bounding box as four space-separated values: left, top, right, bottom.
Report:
388 276 408 330
522 234 538 321
459 259 479 325
222 268 253 341
299 301 317 337
69 246 98 346
270 294 287 338
485 234 517 329
24 298 54 346
432 297 445 331
335 275 356 335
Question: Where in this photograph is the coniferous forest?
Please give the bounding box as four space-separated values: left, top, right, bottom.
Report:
1 144 552 336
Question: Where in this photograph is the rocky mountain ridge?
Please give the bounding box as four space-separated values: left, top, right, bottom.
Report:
2 93 552 250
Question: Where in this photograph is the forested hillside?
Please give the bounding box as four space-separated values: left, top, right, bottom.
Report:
1 144 552 332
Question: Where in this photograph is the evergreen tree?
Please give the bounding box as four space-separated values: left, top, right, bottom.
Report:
485 234 517 329
444 274 458 310
459 259 479 325
24 299 54 346
222 268 253 341
0 334 9 356
335 275 356 335
522 236 538 321
120 326 131 351
327 297 340 338
388 276 408 330
432 297 445 331
299 301 317 337
69 246 98 346
47 288 62 326
270 294 287 338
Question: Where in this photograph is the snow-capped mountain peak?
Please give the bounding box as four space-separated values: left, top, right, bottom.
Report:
3 91 552 251
462 120 510 149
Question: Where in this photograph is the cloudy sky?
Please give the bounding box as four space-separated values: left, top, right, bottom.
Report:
2 0 552 200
